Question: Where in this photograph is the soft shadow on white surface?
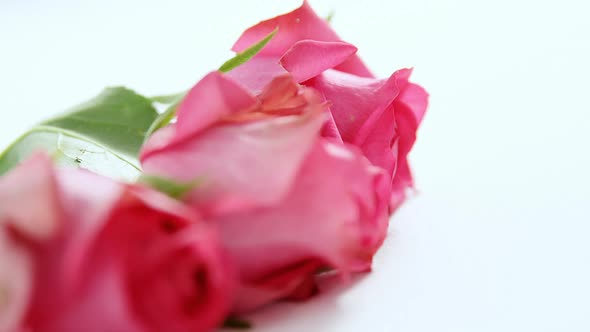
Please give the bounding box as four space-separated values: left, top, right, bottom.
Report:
1 0 590 331
227 275 368 332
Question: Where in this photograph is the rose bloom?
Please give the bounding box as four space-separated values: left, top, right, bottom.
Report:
141 72 389 312
228 0 429 209
0 154 233 332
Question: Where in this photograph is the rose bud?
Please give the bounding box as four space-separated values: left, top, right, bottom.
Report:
229 1 429 210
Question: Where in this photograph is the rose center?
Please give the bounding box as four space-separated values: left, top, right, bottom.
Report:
182 268 208 314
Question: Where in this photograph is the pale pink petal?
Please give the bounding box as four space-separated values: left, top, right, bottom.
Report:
139 125 176 160
21 169 125 328
232 1 372 77
226 57 288 93
214 141 388 312
0 153 61 240
258 74 312 112
175 71 258 143
143 111 327 216
0 230 33 332
1 155 233 331
280 40 358 82
142 72 259 160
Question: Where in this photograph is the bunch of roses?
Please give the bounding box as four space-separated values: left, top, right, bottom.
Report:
0 2 427 332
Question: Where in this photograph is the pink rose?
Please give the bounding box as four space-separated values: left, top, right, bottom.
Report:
228 1 429 209
141 72 389 312
0 154 233 332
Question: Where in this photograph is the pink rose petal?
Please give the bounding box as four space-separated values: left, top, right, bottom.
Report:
0 230 33 332
232 1 372 78
175 71 258 144
0 155 234 332
144 111 327 216
214 141 389 312
226 57 288 93
0 153 62 240
280 40 358 83
308 68 428 209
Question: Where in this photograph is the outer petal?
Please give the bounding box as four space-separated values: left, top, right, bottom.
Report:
308 68 428 209
225 57 288 93
235 259 323 311
39 262 144 332
308 69 402 145
0 154 61 332
280 40 358 83
142 72 258 160
232 1 372 77
176 72 258 139
390 81 429 206
0 153 62 240
143 111 327 216
0 230 33 332
258 74 326 117
215 141 389 312
20 169 130 331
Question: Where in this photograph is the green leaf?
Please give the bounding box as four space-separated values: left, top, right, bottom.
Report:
150 91 186 104
218 28 278 73
223 317 252 329
43 87 157 158
0 87 158 181
144 100 181 140
326 11 335 23
138 174 200 199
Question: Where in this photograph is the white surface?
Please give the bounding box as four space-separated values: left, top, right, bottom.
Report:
1 0 590 331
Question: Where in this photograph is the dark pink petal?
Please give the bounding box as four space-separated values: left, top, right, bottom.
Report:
308 68 428 210
139 125 176 160
320 110 344 143
0 156 233 332
232 1 372 77
127 226 234 332
234 260 322 312
39 262 143 332
280 40 358 82
308 69 402 145
20 169 127 329
390 80 429 206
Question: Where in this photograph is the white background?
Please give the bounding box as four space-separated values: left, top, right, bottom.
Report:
1 0 590 331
